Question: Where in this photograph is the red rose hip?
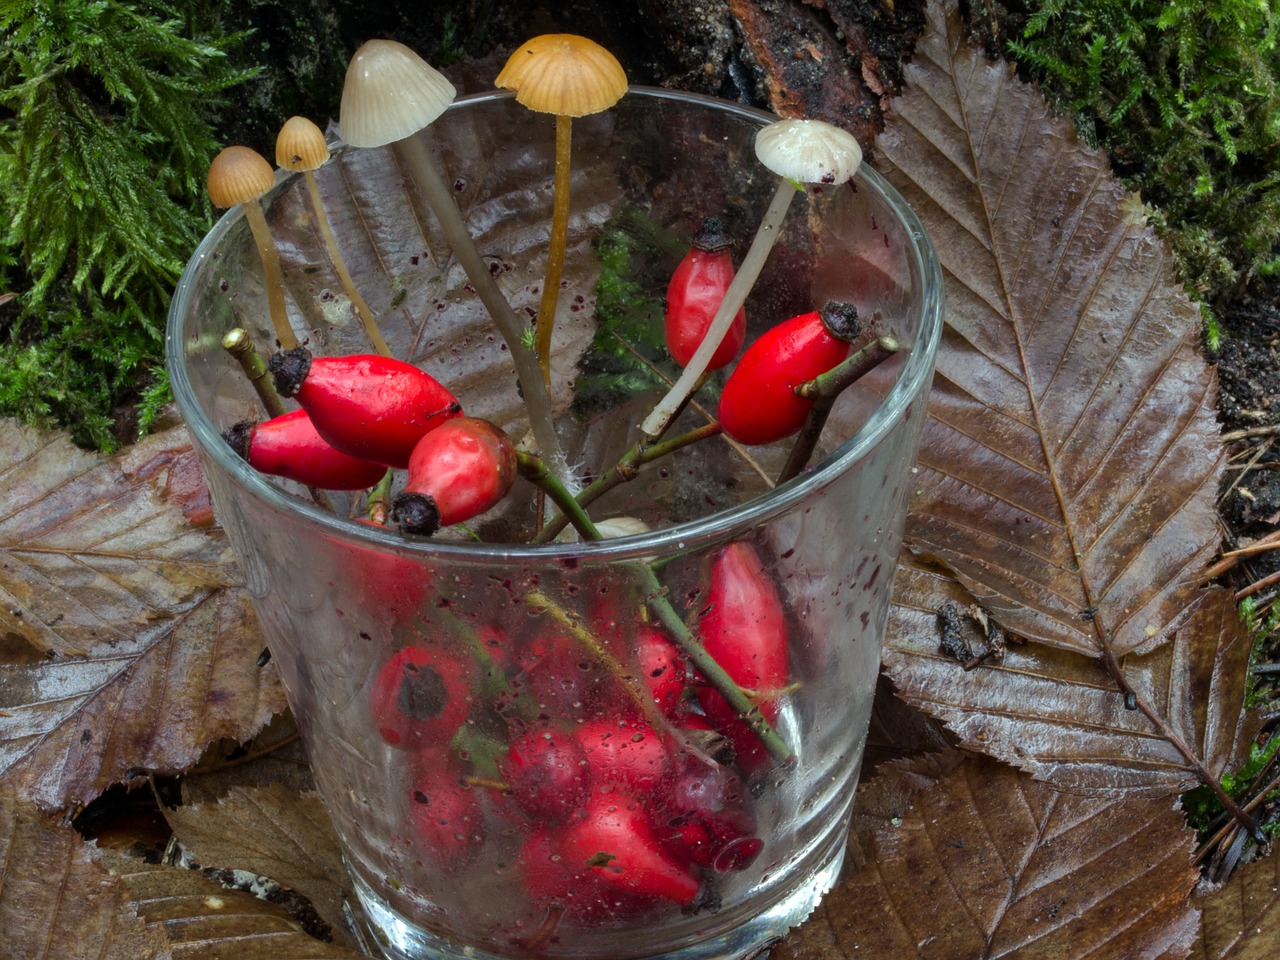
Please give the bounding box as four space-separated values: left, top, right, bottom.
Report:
392 417 516 537
370 646 472 748
223 409 387 490
717 301 860 445
665 217 746 370
268 347 461 468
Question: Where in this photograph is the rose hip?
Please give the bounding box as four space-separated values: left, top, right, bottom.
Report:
501 727 590 822
716 301 860 445
408 754 486 870
223 409 387 490
268 347 461 468
628 625 686 717
654 753 761 872
573 718 670 795
392 417 516 537
664 217 745 370
370 646 472 748
695 541 789 772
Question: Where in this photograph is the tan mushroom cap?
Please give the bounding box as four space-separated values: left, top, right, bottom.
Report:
495 34 627 117
339 39 457 148
207 145 276 208
754 118 863 185
276 116 331 171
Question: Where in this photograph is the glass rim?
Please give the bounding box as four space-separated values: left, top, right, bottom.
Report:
166 86 943 565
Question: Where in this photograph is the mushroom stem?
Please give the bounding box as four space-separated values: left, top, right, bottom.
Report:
302 169 391 357
534 113 573 386
240 201 298 351
639 178 798 437
397 134 571 487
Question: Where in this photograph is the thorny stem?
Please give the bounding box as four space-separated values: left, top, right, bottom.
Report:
640 178 797 437
1100 647 1263 840
777 335 903 484
240 201 298 350
533 114 573 386
532 420 724 544
222 328 285 418
303 169 390 357
517 452 794 766
397 135 572 489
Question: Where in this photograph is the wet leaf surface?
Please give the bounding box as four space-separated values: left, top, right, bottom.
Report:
877 0 1222 660
101 849 363 960
885 559 1263 795
163 784 353 948
0 420 286 810
0 783 169 959
774 754 1201 960
1194 847 1280 959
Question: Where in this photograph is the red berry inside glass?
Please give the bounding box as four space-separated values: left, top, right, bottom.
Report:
717 300 860 445
370 646 472 748
664 216 746 370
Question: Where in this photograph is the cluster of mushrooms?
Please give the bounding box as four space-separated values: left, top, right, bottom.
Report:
204 34 863 489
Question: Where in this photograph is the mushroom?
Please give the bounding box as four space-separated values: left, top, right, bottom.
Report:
276 115 390 357
207 145 298 351
495 34 628 387
338 38 568 483
639 117 863 438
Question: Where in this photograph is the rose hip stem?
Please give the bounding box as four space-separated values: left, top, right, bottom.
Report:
530 420 723 544
517 451 795 766
221 327 286 418
640 118 864 439
776 334 903 484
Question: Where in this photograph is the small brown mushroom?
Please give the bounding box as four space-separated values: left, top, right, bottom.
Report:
207 145 298 351
276 116 389 357
496 35 628 387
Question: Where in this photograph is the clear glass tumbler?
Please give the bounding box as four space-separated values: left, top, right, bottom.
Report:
167 88 942 960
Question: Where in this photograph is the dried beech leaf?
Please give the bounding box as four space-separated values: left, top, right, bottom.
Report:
885 558 1262 796
0 783 169 959
0 420 286 810
163 784 352 948
775 755 1200 960
876 0 1221 658
1194 848 1280 959
100 851 363 960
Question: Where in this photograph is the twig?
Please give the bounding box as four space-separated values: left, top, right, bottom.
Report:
1237 568 1280 601
1222 423 1280 443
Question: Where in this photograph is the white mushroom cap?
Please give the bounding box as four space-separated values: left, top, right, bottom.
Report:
593 516 652 539
754 118 863 185
339 39 457 148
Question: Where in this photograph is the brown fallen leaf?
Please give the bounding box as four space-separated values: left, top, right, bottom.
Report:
885 558 1262 796
163 783 354 949
876 0 1222 661
774 754 1201 960
100 849 364 960
0 419 286 811
0 782 169 959
1194 847 1280 959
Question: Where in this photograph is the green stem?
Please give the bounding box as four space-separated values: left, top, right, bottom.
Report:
221 327 286 418
534 114 573 386
778 335 902 484
532 420 723 544
303 170 390 357
516 451 794 766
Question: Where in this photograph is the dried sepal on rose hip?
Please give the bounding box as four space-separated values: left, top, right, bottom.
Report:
268 347 462 469
664 217 745 370
391 417 517 537
716 300 860 446
223 409 386 491
370 646 473 748
694 541 790 773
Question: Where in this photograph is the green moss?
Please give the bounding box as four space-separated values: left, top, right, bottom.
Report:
0 0 255 448
994 0 1280 304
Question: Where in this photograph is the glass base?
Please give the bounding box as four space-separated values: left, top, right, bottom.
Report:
354 829 848 960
